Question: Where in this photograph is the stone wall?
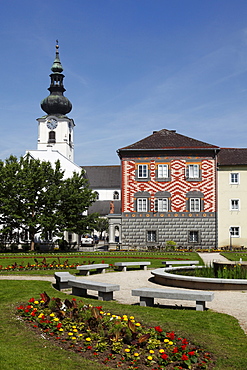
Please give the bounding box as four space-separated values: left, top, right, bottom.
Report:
121 212 217 249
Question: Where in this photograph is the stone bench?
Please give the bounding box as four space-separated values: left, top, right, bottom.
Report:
68 279 120 301
76 264 109 276
54 272 76 290
114 261 151 272
162 260 199 267
132 287 214 311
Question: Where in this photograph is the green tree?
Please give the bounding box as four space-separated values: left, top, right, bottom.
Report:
0 155 97 250
94 217 109 240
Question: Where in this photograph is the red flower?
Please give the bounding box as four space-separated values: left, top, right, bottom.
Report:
31 311 36 317
166 331 175 340
57 323 62 329
154 325 163 333
181 354 189 361
161 353 168 360
87 346 92 350
29 298 35 303
182 338 188 345
172 347 179 353
181 345 187 351
96 306 102 310
188 351 195 356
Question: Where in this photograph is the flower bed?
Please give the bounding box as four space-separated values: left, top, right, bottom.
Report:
16 293 213 369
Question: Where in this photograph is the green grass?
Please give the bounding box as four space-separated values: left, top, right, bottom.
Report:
221 252 247 262
0 280 247 369
0 251 203 275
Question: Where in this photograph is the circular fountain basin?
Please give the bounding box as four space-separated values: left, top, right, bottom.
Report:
151 266 247 290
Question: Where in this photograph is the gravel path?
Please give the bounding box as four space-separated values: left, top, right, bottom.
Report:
1 253 247 334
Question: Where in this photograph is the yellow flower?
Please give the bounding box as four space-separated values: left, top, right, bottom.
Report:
34 301 39 305
130 319 135 323
164 339 169 343
159 349 165 353
53 318 59 322
85 337 91 342
68 332 73 336
40 300 44 303
38 314 44 319
79 334 83 337
59 328 64 332
123 317 128 321
147 356 153 361
125 348 130 353
149 350 154 354
107 312 111 316
168 341 173 345
72 326 77 329
72 337 76 340
135 322 141 327
50 313 55 317
134 353 139 357
73 329 78 332
129 316 135 320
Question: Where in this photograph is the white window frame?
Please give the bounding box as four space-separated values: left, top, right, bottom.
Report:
138 164 148 178
189 198 200 212
137 198 147 212
230 173 239 184
154 198 168 212
188 164 199 179
157 164 168 178
229 226 240 237
230 199 240 211
147 230 157 242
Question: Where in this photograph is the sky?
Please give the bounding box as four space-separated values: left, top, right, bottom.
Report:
1 0 247 165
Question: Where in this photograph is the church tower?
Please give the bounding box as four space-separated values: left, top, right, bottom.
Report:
37 42 75 161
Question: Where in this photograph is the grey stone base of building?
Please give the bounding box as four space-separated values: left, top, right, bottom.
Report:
121 213 217 249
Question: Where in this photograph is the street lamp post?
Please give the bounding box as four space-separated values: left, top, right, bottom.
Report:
229 227 232 251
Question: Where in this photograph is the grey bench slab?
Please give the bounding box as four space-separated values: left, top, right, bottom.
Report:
132 288 214 311
54 272 76 290
114 261 151 272
162 261 199 267
76 264 109 276
68 279 120 301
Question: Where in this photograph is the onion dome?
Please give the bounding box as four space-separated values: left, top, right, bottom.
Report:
41 41 72 115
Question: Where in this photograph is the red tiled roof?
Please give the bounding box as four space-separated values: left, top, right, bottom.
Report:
118 129 219 151
218 148 247 165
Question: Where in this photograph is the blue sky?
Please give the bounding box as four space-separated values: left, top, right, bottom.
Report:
1 0 247 165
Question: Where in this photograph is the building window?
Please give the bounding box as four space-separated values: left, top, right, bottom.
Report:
230 199 240 211
147 230 157 242
137 198 148 212
188 231 199 243
157 164 168 178
189 198 201 212
113 191 119 200
230 173 239 184
188 164 199 178
186 164 201 181
138 164 148 178
48 131 56 143
230 227 240 237
154 198 169 212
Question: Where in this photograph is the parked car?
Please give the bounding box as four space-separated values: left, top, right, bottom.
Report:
81 235 94 245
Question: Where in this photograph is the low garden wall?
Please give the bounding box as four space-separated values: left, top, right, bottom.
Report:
151 266 247 290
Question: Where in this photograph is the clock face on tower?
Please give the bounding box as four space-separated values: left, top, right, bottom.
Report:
46 118 58 130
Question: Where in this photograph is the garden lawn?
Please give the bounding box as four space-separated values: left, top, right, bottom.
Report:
0 251 203 275
0 280 247 369
221 251 247 262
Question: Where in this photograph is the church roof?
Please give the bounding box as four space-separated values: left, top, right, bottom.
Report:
218 148 247 166
118 129 219 155
26 149 82 179
82 165 121 189
88 200 121 216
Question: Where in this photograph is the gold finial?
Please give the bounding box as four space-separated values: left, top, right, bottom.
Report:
56 39 59 51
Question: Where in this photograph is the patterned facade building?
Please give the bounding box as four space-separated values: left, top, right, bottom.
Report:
115 129 219 249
